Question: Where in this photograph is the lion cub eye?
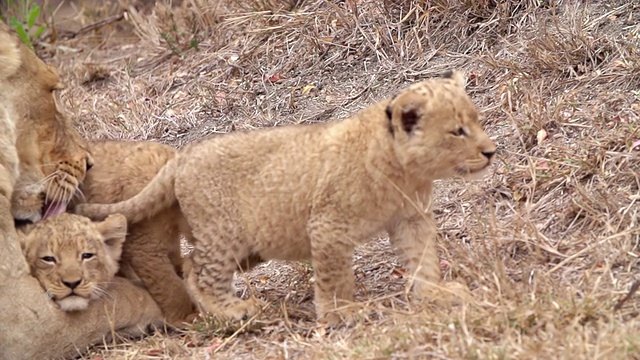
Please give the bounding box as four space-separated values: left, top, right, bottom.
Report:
451 127 467 137
81 253 95 260
41 256 56 263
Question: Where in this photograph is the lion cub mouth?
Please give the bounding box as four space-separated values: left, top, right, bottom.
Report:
456 163 492 179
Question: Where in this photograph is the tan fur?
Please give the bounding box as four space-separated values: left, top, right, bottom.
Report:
19 213 127 311
0 23 163 359
69 140 197 325
0 23 27 293
77 71 497 324
3 25 93 224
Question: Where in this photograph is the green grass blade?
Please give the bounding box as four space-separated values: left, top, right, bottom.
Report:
34 24 45 39
27 4 40 29
10 16 34 50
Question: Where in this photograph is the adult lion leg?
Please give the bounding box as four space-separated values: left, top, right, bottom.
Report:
0 107 24 279
308 221 356 325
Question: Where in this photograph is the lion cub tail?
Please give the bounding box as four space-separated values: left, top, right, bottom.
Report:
76 157 179 224
0 29 21 80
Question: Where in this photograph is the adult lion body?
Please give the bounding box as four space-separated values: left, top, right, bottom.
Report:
7 32 93 223
71 140 196 324
78 71 496 324
0 23 162 359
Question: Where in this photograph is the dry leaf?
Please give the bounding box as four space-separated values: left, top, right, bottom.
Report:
267 72 284 83
536 129 548 144
392 267 407 277
440 260 451 270
301 84 316 95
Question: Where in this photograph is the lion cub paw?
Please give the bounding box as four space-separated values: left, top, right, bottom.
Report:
416 281 471 306
319 311 351 327
166 312 201 329
202 297 262 321
224 298 261 320
317 304 365 327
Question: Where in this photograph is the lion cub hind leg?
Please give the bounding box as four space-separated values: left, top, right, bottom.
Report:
185 230 261 321
308 221 357 325
122 220 196 326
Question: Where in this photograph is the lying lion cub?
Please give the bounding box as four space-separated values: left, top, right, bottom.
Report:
72 140 197 325
77 71 496 324
19 212 127 311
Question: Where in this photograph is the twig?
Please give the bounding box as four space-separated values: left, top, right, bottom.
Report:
57 12 126 40
614 280 640 312
546 231 635 275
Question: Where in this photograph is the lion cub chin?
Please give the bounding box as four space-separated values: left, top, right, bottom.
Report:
57 296 91 312
18 212 128 312
77 70 497 324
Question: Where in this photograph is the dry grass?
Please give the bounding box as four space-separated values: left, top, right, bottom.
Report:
12 0 640 358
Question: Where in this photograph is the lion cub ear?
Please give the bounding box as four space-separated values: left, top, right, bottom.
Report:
398 105 421 133
442 69 466 88
95 214 127 262
386 94 425 135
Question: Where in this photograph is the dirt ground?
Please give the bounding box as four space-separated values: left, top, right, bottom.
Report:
7 0 640 358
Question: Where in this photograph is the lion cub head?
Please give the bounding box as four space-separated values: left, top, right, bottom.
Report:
385 70 496 181
19 213 127 311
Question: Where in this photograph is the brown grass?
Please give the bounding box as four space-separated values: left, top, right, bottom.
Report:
11 0 640 358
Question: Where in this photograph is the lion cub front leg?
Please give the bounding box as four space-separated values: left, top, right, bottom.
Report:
309 224 356 325
387 209 443 300
185 235 260 321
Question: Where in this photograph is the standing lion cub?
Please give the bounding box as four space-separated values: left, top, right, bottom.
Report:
77 71 496 324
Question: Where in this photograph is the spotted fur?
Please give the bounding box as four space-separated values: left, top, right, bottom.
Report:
77 71 496 324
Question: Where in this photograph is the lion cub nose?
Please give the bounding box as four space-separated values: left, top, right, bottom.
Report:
62 279 81 289
481 150 495 160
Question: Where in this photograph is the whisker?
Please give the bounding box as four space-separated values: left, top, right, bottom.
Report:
37 162 58 168
74 188 86 202
51 172 70 203
38 172 58 185
53 181 66 203
43 184 63 218
44 177 57 200
92 286 114 301
43 170 59 179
